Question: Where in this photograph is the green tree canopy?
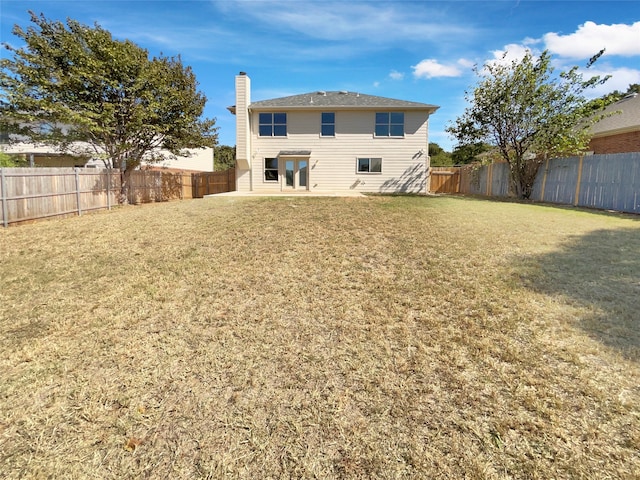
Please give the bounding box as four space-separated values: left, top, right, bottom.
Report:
1 12 217 197
428 142 453 166
450 142 491 165
0 151 27 167
447 50 610 199
214 145 236 171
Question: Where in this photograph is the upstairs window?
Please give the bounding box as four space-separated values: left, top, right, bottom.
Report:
357 157 382 173
375 112 404 137
259 113 287 137
321 112 335 137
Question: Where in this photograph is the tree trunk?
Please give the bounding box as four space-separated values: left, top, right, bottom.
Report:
508 162 526 199
119 169 130 204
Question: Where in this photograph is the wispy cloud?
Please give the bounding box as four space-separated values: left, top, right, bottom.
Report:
211 0 473 47
389 70 404 81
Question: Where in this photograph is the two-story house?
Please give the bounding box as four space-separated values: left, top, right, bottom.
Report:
228 72 439 194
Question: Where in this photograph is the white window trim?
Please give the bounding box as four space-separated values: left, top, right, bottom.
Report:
356 157 383 174
320 112 336 138
258 112 287 137
374 112 405 138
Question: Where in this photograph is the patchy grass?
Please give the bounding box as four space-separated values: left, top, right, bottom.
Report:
1 195 639 479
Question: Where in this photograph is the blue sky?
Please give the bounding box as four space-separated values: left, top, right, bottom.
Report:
2 0 639 151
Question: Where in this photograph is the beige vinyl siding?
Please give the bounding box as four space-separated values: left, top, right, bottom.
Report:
248 109 430 193
236 168 251 191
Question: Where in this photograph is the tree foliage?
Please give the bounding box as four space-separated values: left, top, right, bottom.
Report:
428 142 453 166
447 50 610 199
602 83 640 103
214 145 236 171
450 142 490 165
0 151 27 167
0 12 217 196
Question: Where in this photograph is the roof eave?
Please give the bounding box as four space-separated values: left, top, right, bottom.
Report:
249 105 439 113
591 125 640 137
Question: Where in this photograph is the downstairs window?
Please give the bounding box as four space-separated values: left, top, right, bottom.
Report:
357 157 382 173
264 158 278 181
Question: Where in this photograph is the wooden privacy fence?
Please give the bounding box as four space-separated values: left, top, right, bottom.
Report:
127 170 194 204
193 168 236 197
430 167 461 194
1 167 236 226
447 152 640 214
1 167 119 227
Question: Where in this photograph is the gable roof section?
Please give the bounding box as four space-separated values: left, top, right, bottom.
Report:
249 91 439 113
590 93 640 137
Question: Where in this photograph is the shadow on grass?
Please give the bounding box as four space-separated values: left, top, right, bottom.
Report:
524 227 640 361
446 193 640 221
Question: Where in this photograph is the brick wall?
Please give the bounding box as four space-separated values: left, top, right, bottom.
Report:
589 130 640 154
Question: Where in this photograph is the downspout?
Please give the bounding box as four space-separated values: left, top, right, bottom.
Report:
425 116 430 195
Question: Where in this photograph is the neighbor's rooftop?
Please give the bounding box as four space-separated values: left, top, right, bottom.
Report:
590 93 640 136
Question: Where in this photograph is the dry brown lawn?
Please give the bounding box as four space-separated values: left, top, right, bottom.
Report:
1 195 639 479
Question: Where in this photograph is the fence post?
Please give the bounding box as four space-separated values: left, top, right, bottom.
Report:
75 167 83 216
574 155 584 206
486 163 493 196
1 168 8 228
106 169 111 210
540 158 550 202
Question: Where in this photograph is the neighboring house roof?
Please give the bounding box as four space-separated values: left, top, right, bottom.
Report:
246 90 439 112
590 93 640 137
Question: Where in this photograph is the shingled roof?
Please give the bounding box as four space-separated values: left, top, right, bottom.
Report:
249 90 438 112
590 93 640 136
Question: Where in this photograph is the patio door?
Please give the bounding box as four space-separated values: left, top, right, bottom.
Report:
284 159 308 190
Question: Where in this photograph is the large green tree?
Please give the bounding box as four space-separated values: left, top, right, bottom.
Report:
450 142 490 165
0 12 217 199
214 145 236 171
447 50 610 199
428 142 453 166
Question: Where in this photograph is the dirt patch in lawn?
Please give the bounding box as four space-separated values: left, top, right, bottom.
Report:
1 195 638 479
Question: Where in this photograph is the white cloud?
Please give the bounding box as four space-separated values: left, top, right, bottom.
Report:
412 59 462 79
488 43 540 66
389 70 404 81
581 66 640 98
544 21 640 59
457 58 475 70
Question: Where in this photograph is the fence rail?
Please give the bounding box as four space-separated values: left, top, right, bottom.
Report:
1 167 236 227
